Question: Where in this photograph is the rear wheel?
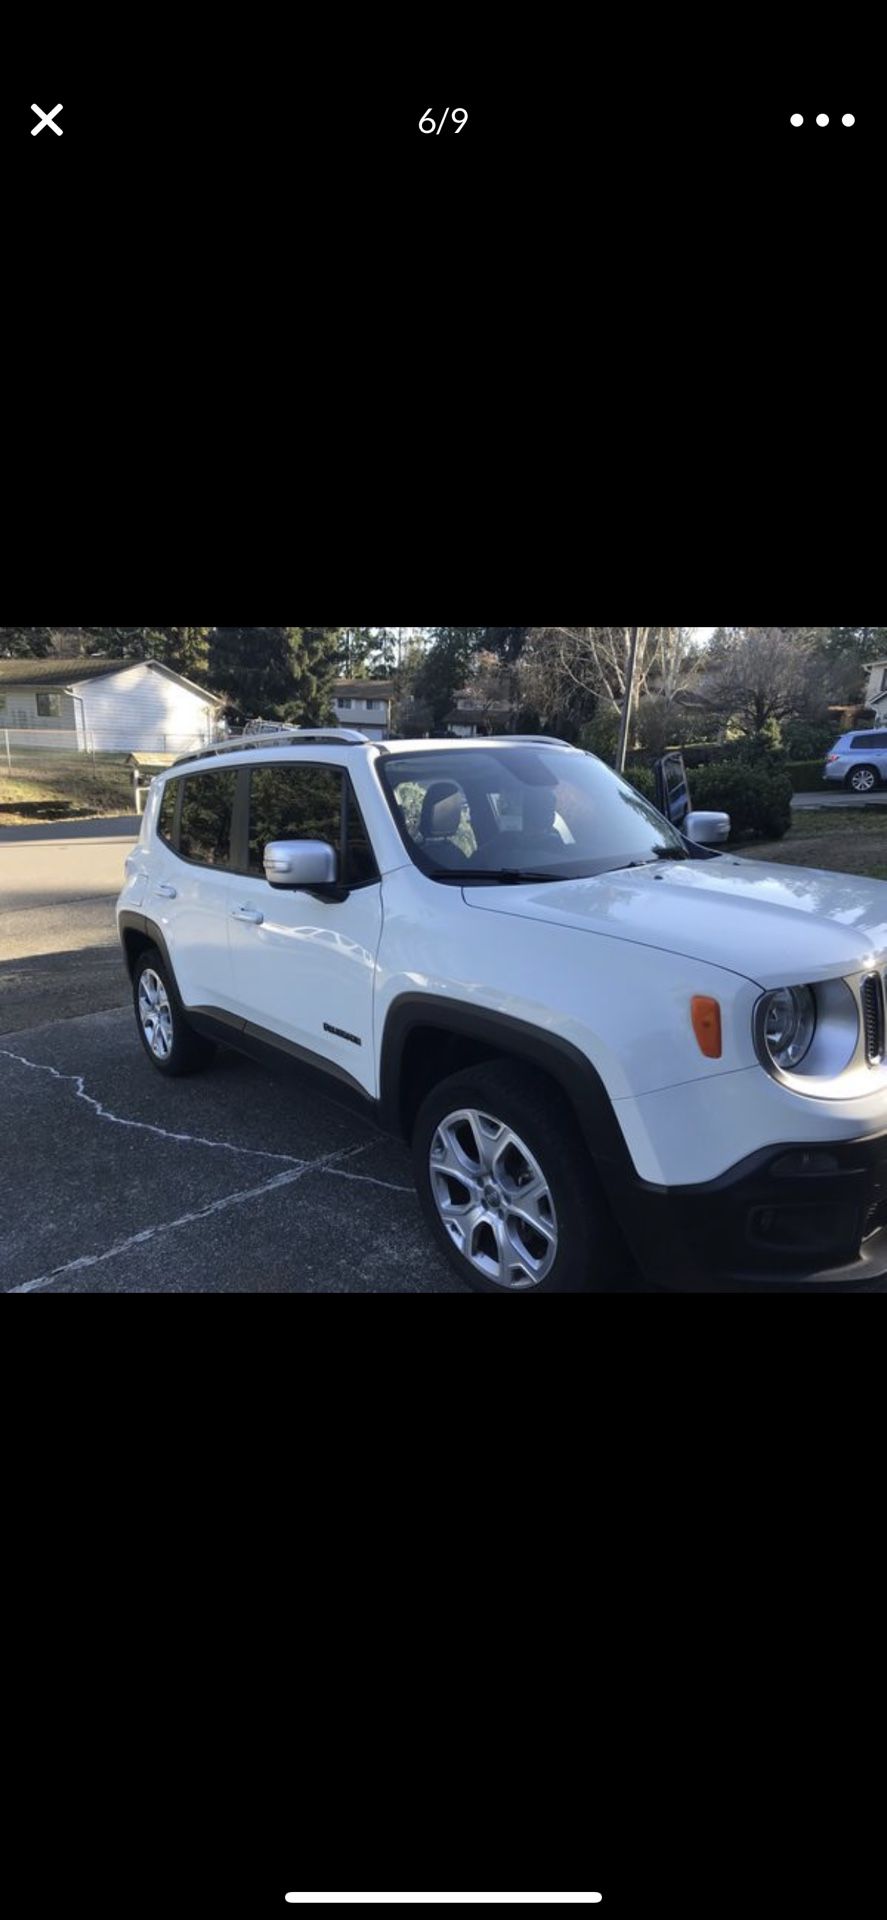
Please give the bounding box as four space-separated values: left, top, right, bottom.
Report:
412 1059 625 1293
133 947 216 1077
846 765 879 794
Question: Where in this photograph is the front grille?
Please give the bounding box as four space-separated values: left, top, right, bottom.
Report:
861 974 885 1064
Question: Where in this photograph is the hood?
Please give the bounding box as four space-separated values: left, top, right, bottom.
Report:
462 856 887 986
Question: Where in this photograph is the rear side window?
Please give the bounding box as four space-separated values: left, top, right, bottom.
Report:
157 780 179 847
179 772 237 868
851 734 887 749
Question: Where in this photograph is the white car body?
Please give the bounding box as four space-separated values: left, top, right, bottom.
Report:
117 733 887 1288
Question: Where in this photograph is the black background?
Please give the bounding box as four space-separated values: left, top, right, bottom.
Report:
3 16 883 1920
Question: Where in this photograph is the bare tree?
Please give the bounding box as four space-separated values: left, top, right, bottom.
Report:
702 627 824 735
519 626 699 734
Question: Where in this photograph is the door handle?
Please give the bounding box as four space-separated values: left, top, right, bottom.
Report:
231 906 264 924
156 884 178 899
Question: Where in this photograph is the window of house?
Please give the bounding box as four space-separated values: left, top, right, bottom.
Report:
338 699 352 710
880 669 887 693
0 696 7 715
365 699 379 710
36 692 62 718
178 771 237 868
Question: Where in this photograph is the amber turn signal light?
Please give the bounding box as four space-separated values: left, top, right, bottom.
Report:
691 995 722 1058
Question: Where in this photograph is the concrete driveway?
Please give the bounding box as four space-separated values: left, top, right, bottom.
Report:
0 815 139 1031
792 792 887 810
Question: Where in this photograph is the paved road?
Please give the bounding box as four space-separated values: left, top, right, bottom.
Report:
0 816 138 1032
792 792 887 810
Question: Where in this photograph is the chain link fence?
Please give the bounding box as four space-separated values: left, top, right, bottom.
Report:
0 727 228 822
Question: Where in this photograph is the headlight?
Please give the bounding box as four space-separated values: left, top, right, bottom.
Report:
759 985 817 1070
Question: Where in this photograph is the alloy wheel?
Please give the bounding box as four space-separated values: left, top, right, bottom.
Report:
429 1106 559 1290
138 969 174 1060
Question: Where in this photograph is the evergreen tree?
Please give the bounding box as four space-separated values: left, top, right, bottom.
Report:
82 627 150 658
0 626 55 658
208 627 303 721
82 627 211 676
339 628 377 677
482 626 530 661
416 628 485 729
282 629 341 726
143 628 212 678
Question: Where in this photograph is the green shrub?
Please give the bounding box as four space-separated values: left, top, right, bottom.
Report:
743 719 785 763
784 719 839 760
625 762 793 838
623 766 656 801
580 710 621 762
784 759 828 793
689 764 793 840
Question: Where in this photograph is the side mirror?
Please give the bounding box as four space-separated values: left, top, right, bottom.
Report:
684 811 731 847
263 840 339 888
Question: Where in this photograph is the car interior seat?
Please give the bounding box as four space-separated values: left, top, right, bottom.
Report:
419 782 470 867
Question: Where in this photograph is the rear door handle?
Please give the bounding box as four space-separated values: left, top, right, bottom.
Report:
156 884 178 899
231 906 264 924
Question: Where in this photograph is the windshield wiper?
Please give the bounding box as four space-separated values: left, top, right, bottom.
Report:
607 850 688 873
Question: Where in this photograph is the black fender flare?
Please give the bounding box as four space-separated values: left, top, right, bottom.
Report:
118 911 180 990
378 992 634 1177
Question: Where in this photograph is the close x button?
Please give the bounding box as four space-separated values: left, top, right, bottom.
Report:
31 103 63 136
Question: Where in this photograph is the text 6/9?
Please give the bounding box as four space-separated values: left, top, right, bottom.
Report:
419 108 468 134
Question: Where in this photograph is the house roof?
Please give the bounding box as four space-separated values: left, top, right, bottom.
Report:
0 656 223 702
0 656 130 686
334 680 394 699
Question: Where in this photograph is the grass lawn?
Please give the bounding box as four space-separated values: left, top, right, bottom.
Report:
0 753 134 825
741 809 887 882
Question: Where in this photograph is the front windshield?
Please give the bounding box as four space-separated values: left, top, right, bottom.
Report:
379 745 689 881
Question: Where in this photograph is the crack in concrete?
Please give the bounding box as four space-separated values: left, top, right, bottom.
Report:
0 1043 416 1292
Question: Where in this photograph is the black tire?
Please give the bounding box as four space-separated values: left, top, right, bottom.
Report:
412 1059 625 1293
846 765 880 794
132 946 217 1078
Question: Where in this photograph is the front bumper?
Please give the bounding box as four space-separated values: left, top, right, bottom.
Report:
607 1131 887 1288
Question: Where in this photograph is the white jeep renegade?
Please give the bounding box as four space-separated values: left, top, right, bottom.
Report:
117 730 887 1291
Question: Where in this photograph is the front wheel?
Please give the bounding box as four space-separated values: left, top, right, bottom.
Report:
412 1060 625 1293
846 765 879 794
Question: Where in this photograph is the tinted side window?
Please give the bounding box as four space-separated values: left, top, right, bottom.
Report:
178 772 237 868
248 766 343 876
851 735 887 749
157 779 178 847
346 790 379 885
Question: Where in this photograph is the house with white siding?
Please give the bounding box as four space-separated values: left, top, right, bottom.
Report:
863 660 887 721
332 679 393 740
0 658 226 754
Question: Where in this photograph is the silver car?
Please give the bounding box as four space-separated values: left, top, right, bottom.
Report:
824 728 887 794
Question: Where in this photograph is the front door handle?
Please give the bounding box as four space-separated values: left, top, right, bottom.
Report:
156 884 178 899
231 906 264 924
